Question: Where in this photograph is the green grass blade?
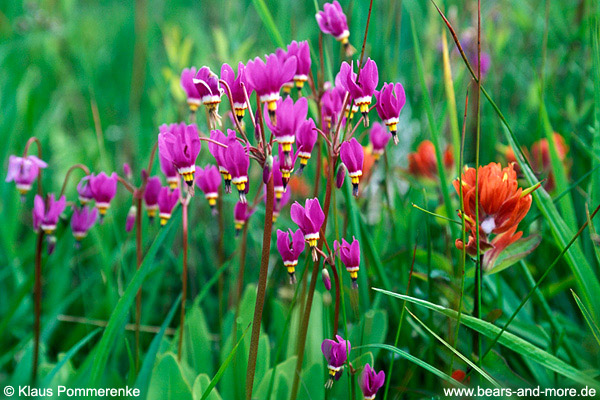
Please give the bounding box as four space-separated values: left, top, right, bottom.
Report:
571 290 600 348
406 309 500 388
251 0 285 48
90 212 179 385
201 324 251 400
374 288 600 389
359 343 466 388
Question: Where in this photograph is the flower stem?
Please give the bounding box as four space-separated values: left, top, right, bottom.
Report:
178 199 189 360
31 229 44 383
289 154 337 400
245 174 274 400
135 196 143 370
330 259 341 336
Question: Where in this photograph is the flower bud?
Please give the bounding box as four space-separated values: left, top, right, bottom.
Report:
123 163 133 180
321 267 331 291
126 205 137 232
336 164 346 189
46 235 57 255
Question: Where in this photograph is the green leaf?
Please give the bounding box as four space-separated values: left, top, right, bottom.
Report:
571 290 600 348
251 0 285 47
484 235 541 274
360 343 466 388
181 306 214 376
147 353 193 400
193 374 222 400
90 212 178 385
374 288 600 388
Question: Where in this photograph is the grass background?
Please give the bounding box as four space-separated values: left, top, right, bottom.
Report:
1 0 599 398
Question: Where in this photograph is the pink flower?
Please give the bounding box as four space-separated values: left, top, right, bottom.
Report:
276 228 305 283
360 363 385 399
143 176 162 219
126 205 136 232
220 62 249 120
322 335 350 385
278 145 296 189
5 155 47 195
122 163 133 180
338 59 379 121
291 198 325 250
71 205 98 241
223 140 250 202
195 164 222 210
89 172 118 216
77 176 94 204
265 97 308 157
369 122 392 159
375 82 406 144
234 201 253 235
322 267 332 291
158 123 201 187
33 194 66 235
245 53 297 116
316 1 350 45
321 86 346 130
272 186 292 223
181 67 201 111
296 118 317 172
340 138 364 196
159 151 179 189
209 129 237 193
286 41 311 90
193 66 223 108
334 237 360 288
158 187 180 226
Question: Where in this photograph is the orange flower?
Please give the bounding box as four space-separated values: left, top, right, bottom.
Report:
408 140 454 180
454 162 539 268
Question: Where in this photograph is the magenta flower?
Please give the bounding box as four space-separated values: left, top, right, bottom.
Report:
158 186 179 226
276 47 295 94
336 164 346 189
272 158 285 200
126 205 136 232
71 205 98 241
220 62 249 120
181 67 201 111
287 41 311 90
272 186 292 223
77 176 94 205
158 123 201 186
245 53 297 117
193 66 223 117
340 138 364 196
143 176 162 219
279 145 296 189
265 97 308 158
334 237 360 288
195 164 222 210
159 151 179 189
89 172 118 216
276 228 305 283
223 140 250 202
338 59 379 122
209 129 237 193
33 194 66 234
5 155 47 195
291 198 325 258
234 201 252 235
296 118 317 172
369 122 392 159
316 1 351 49
321 86 345 130
360 364 385 400
322 335 350 386
375 82 406 144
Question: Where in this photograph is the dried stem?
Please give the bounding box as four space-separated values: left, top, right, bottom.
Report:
245 174 274 400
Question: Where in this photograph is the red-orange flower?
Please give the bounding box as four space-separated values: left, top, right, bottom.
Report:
408 140 453 180
454 162 539 269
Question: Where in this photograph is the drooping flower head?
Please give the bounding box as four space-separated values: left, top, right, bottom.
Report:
338 59 379 124
143 176 162 219
335 237 360 288
220 62 249 121
272 157 286 200
5 155 47 196
126 205 137 232
286 41 311 91
159 151 179 189
193 66 224 126
321 86 345 130
321 335 351 387
234 201 252 235
276 228 305 283
291 198 325 260
181 67 201 111
265 97 308 159
296 118 318 172
245 53 297 119
369 122 392 160
316 1 353 55
272 187 291 223
33 194 67 235
453 162 540 270
71 205 98 241
408 140 454 181
375 82 406 144
209 129 237 193
340 138 364 196
77 175 94 204
278 145 296 189
89 172 118 216
360 364 385 400
158 123 201 187
195 164 222 211
158 186 180 226
223 140 250 202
